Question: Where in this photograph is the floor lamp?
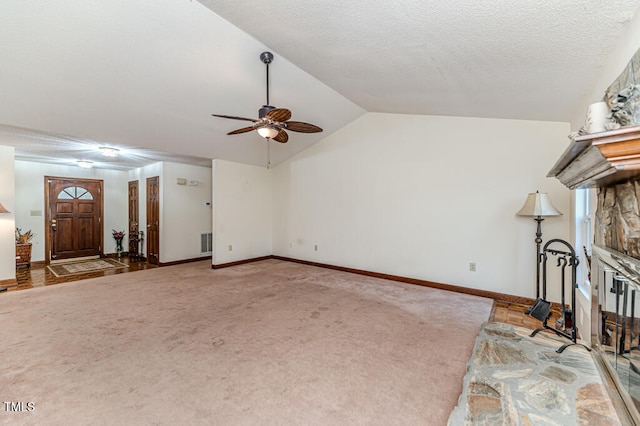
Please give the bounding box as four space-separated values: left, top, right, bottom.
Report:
0 201 11 292
516 191 563 303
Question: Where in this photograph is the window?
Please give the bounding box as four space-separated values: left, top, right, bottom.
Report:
57 186 93 200
575 188 594 295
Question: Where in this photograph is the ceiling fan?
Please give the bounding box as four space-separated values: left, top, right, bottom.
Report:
212 52 323 144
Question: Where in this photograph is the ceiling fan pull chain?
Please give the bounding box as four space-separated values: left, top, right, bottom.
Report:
267 138 271 170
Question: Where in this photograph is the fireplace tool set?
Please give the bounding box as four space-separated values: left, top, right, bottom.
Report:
527 238 591 353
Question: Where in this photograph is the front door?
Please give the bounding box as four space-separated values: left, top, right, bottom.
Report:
146 176 160 265
46 177 103 262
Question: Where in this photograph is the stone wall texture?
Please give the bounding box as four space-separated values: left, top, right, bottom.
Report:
595 180 640 259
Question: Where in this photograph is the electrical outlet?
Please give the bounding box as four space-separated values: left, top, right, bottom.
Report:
228 245 232 251
314 245 318 251
469 262 476 272
289 242 292 248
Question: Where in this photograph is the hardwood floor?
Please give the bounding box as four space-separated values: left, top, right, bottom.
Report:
490 300 563 330
5 259 560 332
7 256 158 292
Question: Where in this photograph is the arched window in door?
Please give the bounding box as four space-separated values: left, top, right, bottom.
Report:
56 186 94 200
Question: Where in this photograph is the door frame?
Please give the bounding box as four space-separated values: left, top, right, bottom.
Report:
44 176 104 264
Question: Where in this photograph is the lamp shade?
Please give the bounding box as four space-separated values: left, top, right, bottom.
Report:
516 192 562 217
0 201 10 213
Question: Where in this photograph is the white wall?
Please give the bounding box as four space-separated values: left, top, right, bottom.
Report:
161 162 212 262
0 146 16 283
272 113 571 302
14 161 128 261
212 159 272 265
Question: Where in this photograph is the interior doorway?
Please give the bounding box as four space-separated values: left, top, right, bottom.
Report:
45 177 104 263
146 176 160 265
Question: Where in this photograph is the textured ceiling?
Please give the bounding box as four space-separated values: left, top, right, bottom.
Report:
1 0 639 170
201 0 640 120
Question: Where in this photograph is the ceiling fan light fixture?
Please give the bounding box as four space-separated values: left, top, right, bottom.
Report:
257 126 279 139
77 160 93 169
99 146 119 157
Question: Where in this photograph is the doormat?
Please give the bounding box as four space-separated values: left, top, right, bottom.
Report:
47 258 129 277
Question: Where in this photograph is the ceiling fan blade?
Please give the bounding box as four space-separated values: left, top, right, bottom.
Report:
227 126 256 135
273 129 289 143
285 121 323 133
212 114 258 122
265 108 292 122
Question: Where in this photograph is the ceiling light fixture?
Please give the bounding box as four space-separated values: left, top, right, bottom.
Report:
257 126 279 139
99 146 119 157
77 160 93 169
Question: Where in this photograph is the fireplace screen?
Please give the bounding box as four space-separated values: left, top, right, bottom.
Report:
592 245 640 416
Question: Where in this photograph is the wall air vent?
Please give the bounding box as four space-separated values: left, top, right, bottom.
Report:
201 233 212 254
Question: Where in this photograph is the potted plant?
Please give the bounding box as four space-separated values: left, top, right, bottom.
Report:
15 228 34 268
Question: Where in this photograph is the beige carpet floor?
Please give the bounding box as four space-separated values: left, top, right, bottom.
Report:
0 259 493 425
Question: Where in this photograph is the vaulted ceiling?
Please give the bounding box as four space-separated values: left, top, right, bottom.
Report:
1 0 639 169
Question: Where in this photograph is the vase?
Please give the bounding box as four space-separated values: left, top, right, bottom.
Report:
585 101 610 133
115 238 123 258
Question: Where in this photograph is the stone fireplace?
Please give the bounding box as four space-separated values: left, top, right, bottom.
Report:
548 125 640 422
546 45 640 420
596 181 640 259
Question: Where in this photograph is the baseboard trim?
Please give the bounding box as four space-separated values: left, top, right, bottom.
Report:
212 256 272 269
0 277 18 287
271 255 556 309
159 256 212 267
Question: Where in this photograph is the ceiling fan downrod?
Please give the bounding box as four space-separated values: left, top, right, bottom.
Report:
259 52 274 118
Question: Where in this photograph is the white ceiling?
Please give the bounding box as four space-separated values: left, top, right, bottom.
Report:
1 0 639 170
203 0 640 119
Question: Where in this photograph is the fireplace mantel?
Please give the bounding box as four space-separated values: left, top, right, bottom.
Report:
548 125 640 189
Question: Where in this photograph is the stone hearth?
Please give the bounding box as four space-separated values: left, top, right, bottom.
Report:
448 322 621 425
